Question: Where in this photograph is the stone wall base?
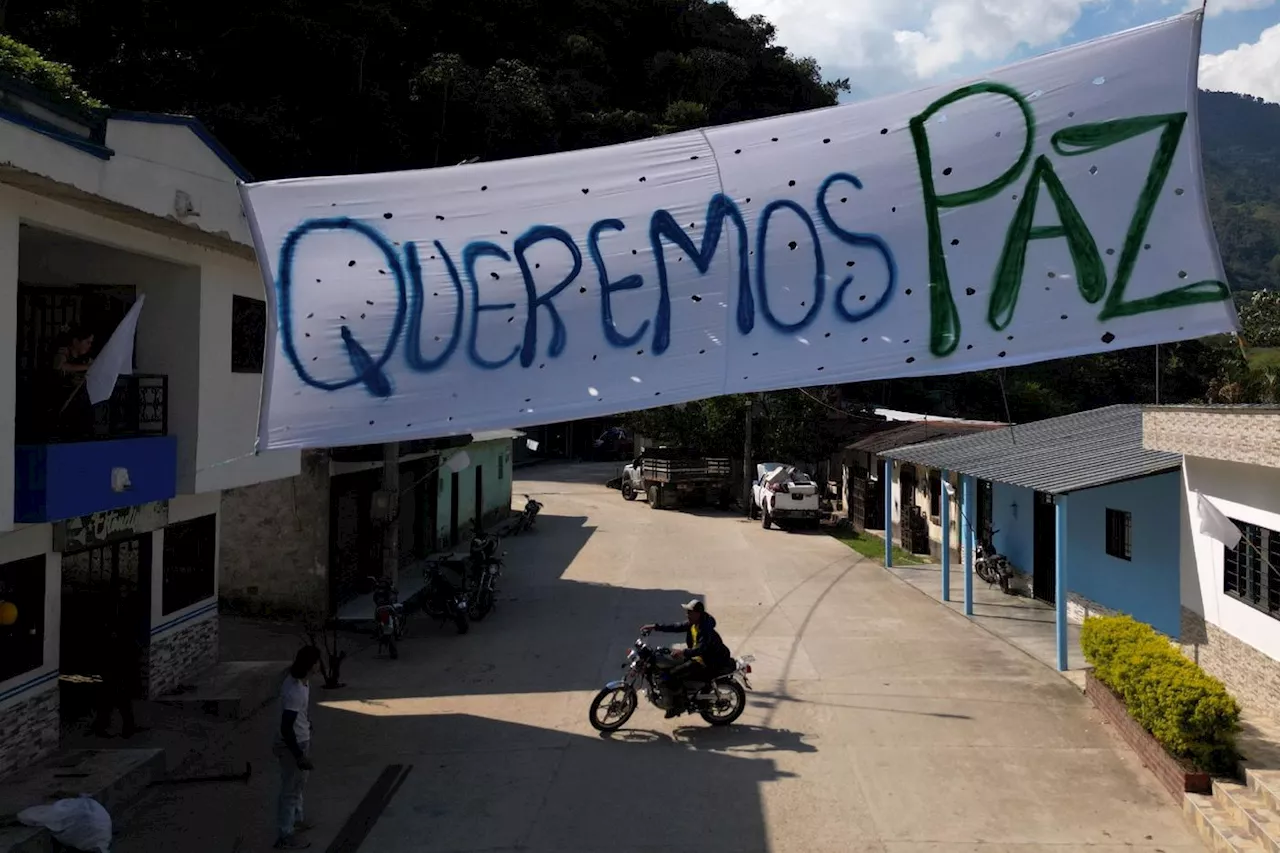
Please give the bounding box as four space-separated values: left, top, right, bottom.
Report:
1178 606 1280 720
146 616 218 699
0 684 59 779
1067 592 1120 626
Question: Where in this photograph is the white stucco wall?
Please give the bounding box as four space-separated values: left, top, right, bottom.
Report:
195 256 299 492
0 115 251 247
1181 455 1280 663
0 204 18 532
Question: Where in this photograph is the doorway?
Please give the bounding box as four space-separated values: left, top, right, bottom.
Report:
977 480 994 536
449 471 461 547
328 469 381 611
474 466 484 534
60 535 152 722
1032 491 1057 604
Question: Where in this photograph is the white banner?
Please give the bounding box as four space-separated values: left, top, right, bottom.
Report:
241 11 1237 451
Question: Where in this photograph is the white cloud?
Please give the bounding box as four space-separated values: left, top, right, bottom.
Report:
1199 22 1280 102
730 0 1107 82
1200 0 1276 17
732 0 1279 89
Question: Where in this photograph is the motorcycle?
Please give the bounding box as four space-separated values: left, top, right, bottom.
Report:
588 629 755 732
975 527 1016 594
465 533 503 621
369 576 406 659
512 495 543 534
420 559 471 634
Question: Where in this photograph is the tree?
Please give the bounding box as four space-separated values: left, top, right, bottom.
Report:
7 0 849 180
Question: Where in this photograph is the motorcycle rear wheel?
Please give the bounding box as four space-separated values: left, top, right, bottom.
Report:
975 563 998 584
386 637 398 660
699 681 746 727
454 611 470 634
589 685 637 732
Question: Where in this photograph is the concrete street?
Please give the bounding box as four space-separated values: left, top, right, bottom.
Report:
116 462 1200 853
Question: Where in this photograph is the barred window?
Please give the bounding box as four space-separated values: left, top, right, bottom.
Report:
1224 518 1280 621
1105 509 1132 561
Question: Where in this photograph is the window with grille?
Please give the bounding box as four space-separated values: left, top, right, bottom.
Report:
498 454 505 480
163 515 217 615
1105 508 1132 561
0 555 46 683
1224 518 1280 620
231 295 266 373
928 470 942 519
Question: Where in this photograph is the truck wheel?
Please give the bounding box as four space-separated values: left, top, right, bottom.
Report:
648 485 661 509
622 481 637 501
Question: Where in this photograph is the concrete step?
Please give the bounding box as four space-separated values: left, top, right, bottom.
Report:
1185 793 1268 853
156 660 286 721
0 748 165 853
1214 780 1280 853
1250 770 1280 815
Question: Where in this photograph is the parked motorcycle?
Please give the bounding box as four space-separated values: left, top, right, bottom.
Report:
512 495 543 534
465 533 503 621
588 629 755 732
974 526 1016 595
369 576 406 659
420 559 471 634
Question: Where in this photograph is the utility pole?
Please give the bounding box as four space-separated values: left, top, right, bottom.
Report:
381 442 400 587
743 397 754 515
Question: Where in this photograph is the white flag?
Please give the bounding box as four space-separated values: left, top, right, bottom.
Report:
1195 491 1243 549
526 439 540 451
86 295 145 405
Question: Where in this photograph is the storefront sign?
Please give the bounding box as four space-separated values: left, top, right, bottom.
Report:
54 501 169 552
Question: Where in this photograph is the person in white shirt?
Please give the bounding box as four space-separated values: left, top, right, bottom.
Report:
273 646 321 850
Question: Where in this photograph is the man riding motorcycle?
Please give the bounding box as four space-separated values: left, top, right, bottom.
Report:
642 600 732 718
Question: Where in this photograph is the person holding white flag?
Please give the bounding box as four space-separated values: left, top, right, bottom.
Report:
85 295 146 405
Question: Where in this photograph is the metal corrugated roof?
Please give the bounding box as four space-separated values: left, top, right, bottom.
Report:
845 420 1004 455
882 405 1181 494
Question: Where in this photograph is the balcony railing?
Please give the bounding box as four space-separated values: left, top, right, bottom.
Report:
15 372 168 445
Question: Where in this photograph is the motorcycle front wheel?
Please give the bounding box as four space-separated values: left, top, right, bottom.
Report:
974 563 998 584
453 610 470 634
386 636 399 660
469 587 494 621
699 681 746 727
588 685 637 732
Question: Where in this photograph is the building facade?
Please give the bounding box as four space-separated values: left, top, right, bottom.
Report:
1143 406 1280 716
882 405 1184 670
219 432 518 617
0 79 298 775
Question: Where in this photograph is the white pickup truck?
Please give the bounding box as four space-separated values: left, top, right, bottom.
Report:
750 463 822 529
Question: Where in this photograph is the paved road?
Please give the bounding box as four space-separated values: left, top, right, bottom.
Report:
121 462 1200 853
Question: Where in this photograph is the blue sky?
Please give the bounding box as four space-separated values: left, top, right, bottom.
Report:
728 0 1280 104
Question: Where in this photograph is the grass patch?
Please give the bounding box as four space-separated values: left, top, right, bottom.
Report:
1245 346 1280 370
829 527 924 564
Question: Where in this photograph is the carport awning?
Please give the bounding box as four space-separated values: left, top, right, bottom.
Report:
881 405 1180 495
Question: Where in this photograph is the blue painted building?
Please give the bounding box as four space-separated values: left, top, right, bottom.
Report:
882 405 1184 669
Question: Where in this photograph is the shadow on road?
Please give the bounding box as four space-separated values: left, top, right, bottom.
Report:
325 711 788 852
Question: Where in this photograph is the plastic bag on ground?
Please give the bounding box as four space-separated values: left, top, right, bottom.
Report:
17 795 112 852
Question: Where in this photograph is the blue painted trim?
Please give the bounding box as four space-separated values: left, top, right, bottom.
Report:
150 600 217 637
1055 495 1069 671
940 469 951 602
963 475 975 616
0 669 59 704
0 104 113 160
109 111 253 182
883 458 893 569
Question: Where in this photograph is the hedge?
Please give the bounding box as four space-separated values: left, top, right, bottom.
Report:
1081 614 1240 774
0 35 104 112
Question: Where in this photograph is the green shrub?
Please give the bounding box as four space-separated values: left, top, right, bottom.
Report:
0 35 104 112
1082 614 1241 773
